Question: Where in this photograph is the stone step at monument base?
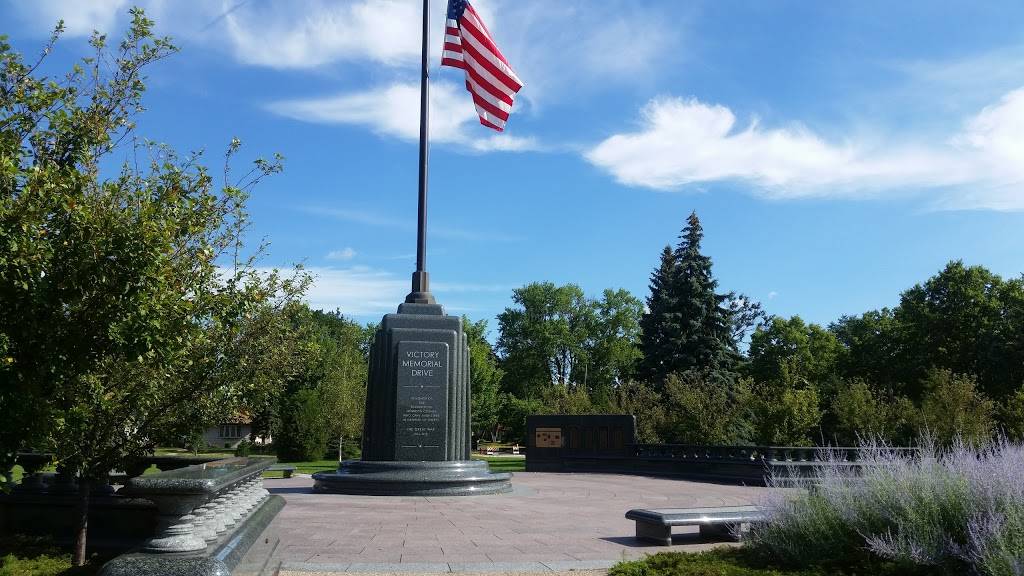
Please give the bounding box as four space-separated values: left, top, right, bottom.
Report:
311 459 512 496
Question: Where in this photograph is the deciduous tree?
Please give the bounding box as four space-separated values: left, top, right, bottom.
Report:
0 13 306 564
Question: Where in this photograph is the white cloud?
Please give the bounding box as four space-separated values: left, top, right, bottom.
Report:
6 0 131 37
585 90 1024 210
222 0 424 69
326 247 357 261
301 266 507 317
303 266 407 316
267 81 539 153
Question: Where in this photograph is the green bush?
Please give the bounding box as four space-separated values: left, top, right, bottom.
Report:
234 439 252 457
275 389 329 462
920 369 995 445
609 548 903 576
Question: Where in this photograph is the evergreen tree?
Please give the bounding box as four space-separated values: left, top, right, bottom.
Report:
639 245 676 382
666 212 739 377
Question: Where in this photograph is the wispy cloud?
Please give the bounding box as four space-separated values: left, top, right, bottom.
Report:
585 89 1024 211
6 0 130 37
299 205 522 243
303 265 407 316
222 0 423 69
300 265 510 317
326 247 357 261
266 81 540 153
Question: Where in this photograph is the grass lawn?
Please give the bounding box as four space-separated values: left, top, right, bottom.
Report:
610 549 908 576
471 455 525 473
0 536 111 576
263 459 338 477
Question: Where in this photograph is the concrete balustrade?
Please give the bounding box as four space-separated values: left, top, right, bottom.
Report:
117 456 275 554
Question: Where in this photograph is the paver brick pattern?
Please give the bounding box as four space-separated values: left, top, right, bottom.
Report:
257 471 766 570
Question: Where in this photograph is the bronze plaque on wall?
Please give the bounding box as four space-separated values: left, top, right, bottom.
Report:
535 427 562 448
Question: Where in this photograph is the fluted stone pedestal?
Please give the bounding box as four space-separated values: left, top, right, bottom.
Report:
313 302 511 496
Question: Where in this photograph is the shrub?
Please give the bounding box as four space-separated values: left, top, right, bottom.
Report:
1000 387 1024 442
234 439 252 457
747 437 1024 576
830 379 917 445
608 547 899 576
920 369 996 445
274 388 329 462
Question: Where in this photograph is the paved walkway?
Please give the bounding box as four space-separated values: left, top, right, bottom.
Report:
254 472 767 575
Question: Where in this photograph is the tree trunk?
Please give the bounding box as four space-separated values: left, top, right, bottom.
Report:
338 434 344 461
72 479 91 566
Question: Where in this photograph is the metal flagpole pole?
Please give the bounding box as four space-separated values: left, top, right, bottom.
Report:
407 0 435 305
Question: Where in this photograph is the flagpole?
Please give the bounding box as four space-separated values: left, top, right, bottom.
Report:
407 0 435 305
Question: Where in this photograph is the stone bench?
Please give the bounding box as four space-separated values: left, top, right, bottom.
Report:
625 505 765 545
266 464 296 478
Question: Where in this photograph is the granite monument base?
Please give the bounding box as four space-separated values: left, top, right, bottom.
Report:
312 300 511 496
312 460 511 496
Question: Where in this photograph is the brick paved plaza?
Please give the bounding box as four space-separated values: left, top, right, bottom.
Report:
253 471 767 574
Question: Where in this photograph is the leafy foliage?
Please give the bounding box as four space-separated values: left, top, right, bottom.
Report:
271 306 369 462
919 369 996 446
0 12 307 563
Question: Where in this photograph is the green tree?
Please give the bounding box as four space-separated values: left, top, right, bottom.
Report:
641 212 744 386
750 379 823 446
660 370 754 445
464 317 504 441
496 393 544 444
919 369 995 445
830 309 903 392
829 379 917 445
610 380 665 443
310 309 369 460
999 385 1024 442
0 13 306 564
639 245 676 383
272 306 369 462
748 316 844 387
897 261 1024 399
585 288 644 404
497 282 595 398
276 388 329 462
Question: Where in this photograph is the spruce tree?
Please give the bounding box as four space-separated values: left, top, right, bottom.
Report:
640 212 740 386
639 245 677 382
670 212 738 375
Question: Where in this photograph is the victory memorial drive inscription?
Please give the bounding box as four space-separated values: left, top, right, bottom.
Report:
396 341 449 460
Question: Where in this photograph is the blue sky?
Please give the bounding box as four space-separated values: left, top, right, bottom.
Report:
4 0 1023 335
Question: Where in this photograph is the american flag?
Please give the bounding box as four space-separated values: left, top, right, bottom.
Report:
441 0 523 132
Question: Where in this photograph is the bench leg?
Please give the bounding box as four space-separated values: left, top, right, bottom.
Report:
699 522 748 541
635 521 672 546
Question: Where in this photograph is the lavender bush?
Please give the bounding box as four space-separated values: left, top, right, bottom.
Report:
746 437 1024 575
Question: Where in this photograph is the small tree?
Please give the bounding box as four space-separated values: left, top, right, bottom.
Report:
829 379 917 445
0 13 306 565
920 369 995 445
464 317 503 442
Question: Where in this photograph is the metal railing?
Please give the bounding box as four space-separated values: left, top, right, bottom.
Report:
630 444 919 463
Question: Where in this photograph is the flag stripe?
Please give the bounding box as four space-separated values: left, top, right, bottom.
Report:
458 15 522 87
460 44 518 98
440 0 522 133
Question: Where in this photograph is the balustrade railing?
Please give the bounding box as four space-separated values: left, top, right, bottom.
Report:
116 456 274 553
630 444 919 463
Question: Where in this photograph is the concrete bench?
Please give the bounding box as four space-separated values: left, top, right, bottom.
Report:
625 505 765 545
266 464 296 478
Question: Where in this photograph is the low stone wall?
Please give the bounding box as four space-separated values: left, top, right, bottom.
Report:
527 444 919 485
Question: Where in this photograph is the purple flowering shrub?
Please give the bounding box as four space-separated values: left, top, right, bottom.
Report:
746 438 1024 575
